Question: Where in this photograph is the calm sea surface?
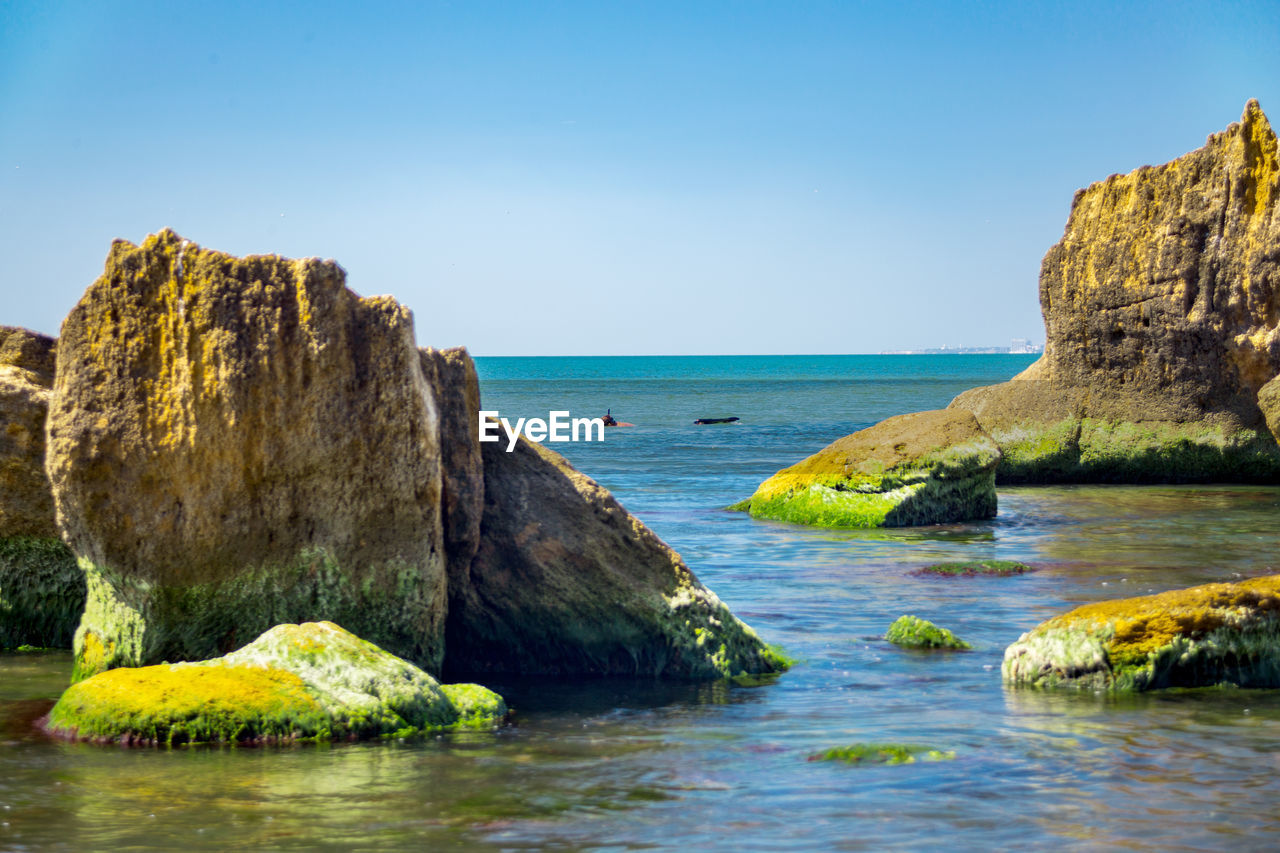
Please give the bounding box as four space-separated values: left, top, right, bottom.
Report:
5 354 1280 850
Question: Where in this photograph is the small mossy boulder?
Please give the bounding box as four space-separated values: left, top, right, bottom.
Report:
886 615 971 650
916 560 1034 577
738 409 1000 528
1003 575 1280 691
809 743 955 765
44 621 507 745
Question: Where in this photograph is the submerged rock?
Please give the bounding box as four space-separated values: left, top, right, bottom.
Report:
808 743 955 764
445 435 787 679
916 559 1033 577
47 231 449 680
951 100 1280 483
0 327 84 649
885 615 971 650
44 621 506 745
1003 575 1280 690
738 409 999 528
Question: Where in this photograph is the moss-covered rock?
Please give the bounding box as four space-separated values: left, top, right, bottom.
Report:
808 743 956 765
916 559 1033 577
885 615 971 650
445 435 788 679
1003 575 1280 690
47 231 449 680
45 621 507 745
0 537 84 649
0 327 86 650
738 409 1000 528
949 101 1280 484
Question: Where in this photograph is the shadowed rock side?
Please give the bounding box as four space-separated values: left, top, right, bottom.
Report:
444 435 786 679
738 409 1000 528
45 621 506 745
419 347 484 598
951 100 1280 483
47 230 448 681
0 327 83 648
1003 575 1280 691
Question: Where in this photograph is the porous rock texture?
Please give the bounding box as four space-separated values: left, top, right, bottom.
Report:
48 230 448 680
47 230 785 684
0 327 83 648
951 100 1280 483
44 621 507 745
1003 575 1280 691
738 409 1000 528
444 435 787 678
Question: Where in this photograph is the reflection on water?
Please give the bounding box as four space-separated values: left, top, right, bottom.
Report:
5 485 1280 849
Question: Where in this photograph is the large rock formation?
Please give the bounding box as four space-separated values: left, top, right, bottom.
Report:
736 409 1000 528
445 435 786 678
44 621 507 744
47 231 785 683
0 327 83 648
48 231 449 680
1003 575 1280 691
951 100 1280 482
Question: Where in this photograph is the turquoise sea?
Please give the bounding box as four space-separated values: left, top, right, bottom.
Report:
5 354 1280 850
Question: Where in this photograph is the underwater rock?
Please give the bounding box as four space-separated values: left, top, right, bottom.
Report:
916 559 1033 577
47 230 449 681
809 743 956 764
738 409 999 528
885 615 971 650
44 621 506 745
951 100 1280 483
1003 575 1280 690
444 434 787 679
0 327 84 649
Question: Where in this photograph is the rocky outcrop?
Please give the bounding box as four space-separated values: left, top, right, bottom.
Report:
48 231 449 680
44 621 507 745
1003 575 1280 690
951 100 1280 482
885 615 970 650
46 231 785 683
737 409 1000 528
444 435 787 678
0 327 83 649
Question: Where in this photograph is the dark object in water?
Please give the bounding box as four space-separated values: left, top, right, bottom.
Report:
601 409 634 427
694 417 740 425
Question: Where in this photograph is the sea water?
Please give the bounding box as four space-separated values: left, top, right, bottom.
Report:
4 354 1280 850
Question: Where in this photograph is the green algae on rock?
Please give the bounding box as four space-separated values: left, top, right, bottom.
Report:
0 537 84 650
885 615 972 650
0 327 86 650
738 409 1000 528
45 621 507 745
47 231 449 680
1003 575 1280 691
809 743 956 765
916 560 1034 577
949 101 1280 484
445 435 788 679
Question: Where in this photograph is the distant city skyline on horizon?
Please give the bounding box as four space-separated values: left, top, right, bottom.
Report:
2 1 1276 356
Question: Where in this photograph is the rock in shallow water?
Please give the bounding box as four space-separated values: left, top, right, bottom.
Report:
44 621 506 745
738 409 1000 528
885 615 971 650
1003 575 1280 691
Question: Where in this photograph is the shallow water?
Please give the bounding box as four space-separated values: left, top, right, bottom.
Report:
5 355 1280 850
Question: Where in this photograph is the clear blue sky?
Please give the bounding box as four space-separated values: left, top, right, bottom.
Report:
2 1 1277 355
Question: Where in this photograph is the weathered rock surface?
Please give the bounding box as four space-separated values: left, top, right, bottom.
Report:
44 621 506 745
0 327 83 649
419 347 484 601
444 435 787 679
1003 575 1280 690
738 409 1000 528
951 100 1280 482
48 230 448 680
